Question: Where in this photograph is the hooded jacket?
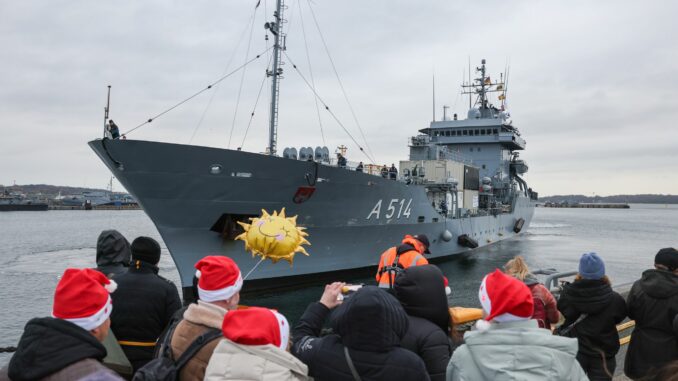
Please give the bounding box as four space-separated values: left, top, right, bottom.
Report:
523 274 560 329
110 260 181 371
291 286 429 381
0 317 121 381
204 339 310 381
446 319 588 381
557 279 627 358
95 230 131 278
624 269 678 379
394 265 453 381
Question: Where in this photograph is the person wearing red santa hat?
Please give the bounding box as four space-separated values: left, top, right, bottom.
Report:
204 307 310 381
446 269 587 381
0 268 123 380
165 255 244 381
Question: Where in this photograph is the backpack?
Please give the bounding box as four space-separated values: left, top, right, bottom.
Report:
132 321 222 381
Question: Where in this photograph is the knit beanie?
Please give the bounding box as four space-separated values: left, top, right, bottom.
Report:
195 256 242 302
579 252 605 279
131 236 161 264
222 307 289 350
53 268 117 331
655 248 678 271
476 269 533 330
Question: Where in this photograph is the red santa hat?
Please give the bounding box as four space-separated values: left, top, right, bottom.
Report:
52 268 117 331
443 276 451 296
195 256 242 302
476 269 533 330
222 307 290 350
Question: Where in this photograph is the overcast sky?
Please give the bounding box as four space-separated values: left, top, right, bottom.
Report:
1 0 676 196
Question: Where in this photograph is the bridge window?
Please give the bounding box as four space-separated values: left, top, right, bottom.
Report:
463 130 468 136
493 129 498 134
481 129 486 135
445 130 451 136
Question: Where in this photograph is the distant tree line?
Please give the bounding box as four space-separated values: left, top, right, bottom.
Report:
539 194 678 204
1 184 107 197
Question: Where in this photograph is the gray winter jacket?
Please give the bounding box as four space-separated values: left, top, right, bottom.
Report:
446 320 588 381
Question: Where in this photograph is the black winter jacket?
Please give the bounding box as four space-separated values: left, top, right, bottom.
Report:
291 286 430 381
557 279 627 358
95 230 131 278
394 265 453 381
624 269 678 379
110 260 181 370
6 317 108 381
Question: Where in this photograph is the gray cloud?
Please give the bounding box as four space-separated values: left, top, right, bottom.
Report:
1 0 677 196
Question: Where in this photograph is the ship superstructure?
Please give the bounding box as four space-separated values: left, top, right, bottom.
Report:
88 2 536 297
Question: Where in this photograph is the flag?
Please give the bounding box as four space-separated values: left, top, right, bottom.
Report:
498 94 505 100
496 84 504 91
484 77 491 85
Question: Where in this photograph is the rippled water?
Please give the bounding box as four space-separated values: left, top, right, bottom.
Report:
1 204 677 364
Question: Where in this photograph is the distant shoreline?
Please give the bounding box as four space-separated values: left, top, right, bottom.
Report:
539 194 678 204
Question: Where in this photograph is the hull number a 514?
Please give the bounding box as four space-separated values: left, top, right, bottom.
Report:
367 199 413 220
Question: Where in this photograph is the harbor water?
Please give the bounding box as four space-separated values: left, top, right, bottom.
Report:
1 204 677 365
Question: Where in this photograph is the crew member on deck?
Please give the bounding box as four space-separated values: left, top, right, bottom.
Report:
108 120 120 139
337 153 347 168
389 164 398 180
356 161 364 172
381 165 389 178
376 234 431 289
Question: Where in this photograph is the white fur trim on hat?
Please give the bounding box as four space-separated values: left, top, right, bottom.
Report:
104 280 117 293
445 286 452 296
272 311 290 350
198 272 243 302
195 270 201 279
475 319 492 332
478 277 491 317
57 295 113 331
492 312 529 323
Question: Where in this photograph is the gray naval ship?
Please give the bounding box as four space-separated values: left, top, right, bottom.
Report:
89 1 537 296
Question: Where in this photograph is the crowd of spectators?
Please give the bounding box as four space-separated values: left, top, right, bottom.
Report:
1 230 677 381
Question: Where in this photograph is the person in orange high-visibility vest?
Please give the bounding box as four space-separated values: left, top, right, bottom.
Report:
376 234 431 289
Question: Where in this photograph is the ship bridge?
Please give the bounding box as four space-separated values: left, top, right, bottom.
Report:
409 59 528 184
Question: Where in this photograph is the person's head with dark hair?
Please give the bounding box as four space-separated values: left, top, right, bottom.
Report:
131 236 161 265
655 247 678 273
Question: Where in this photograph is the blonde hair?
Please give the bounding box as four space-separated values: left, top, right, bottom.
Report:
504 256 530 281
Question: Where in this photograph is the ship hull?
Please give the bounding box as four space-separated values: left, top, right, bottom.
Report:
0 203 49 212
89 139 535 289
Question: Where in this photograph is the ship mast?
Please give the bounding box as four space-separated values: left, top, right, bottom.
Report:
266 0 286 156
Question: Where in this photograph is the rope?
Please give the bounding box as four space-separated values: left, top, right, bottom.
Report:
298 0 326 147
284 51 376 164
121 46 273 137
306 0 375 162
227 9 259 149
189 10 259 144
0 346 17 353
238 55 273 150
243 257 265 280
